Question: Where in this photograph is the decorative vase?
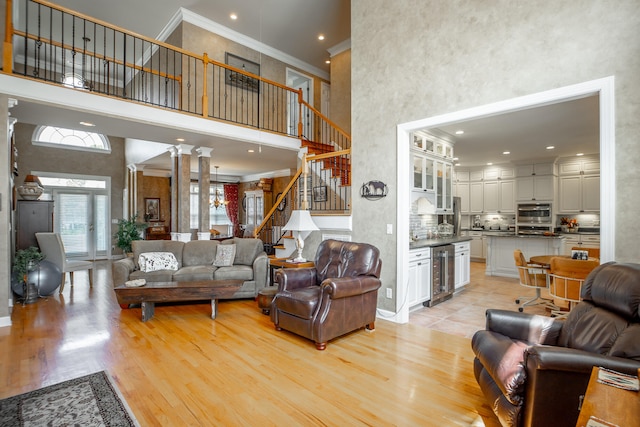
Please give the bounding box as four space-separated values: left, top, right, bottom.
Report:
17 175 45 200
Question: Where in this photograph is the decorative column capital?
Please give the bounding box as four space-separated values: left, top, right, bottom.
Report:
177 144 195 156
195 147 214 158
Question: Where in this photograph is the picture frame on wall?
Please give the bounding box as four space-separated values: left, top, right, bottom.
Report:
225 52 260 92
145 198 160 221
313 186 327 203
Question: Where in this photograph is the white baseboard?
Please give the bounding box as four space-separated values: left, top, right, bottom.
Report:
376 308 406 324
0 316 12 328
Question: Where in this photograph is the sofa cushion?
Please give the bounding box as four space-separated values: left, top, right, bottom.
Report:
214 244 236 266
183 240 218 266
273 286 321 319
214 265 254 281
173 266 217 282
139 252 179 272
222 238 263 266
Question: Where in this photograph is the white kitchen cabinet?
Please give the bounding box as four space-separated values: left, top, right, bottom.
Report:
454 241 471 290
411 152 434 192
558 157 599 176
516 175 555 202
469 182 484 213
469 231 484 260
435 161 453 213
558 174 600 213
483 179 515 213
516 163 556 177
563 234 600 255
454 181 470 213
408 249 432 308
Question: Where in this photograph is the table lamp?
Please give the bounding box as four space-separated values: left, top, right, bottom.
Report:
282 210 319 262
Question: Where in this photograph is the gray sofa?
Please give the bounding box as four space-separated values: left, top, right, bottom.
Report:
111 238 269 299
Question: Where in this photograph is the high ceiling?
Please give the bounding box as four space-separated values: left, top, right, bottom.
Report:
9 1 600 177
48 0 350 74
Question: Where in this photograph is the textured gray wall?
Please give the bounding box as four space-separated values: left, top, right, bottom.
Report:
351 0 640 312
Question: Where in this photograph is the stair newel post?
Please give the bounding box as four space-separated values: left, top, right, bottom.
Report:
3 0 13 73
202 53 209 118
297 88 303 138
302 153 309 210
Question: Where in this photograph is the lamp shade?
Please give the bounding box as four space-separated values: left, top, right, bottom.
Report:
282 210 319 232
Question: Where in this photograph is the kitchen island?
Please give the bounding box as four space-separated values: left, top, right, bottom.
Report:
485 234 566 278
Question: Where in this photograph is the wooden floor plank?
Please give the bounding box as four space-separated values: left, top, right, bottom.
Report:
1 260 505 426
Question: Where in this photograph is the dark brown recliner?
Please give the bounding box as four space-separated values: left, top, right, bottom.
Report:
471 262 640 427
270 239 382 350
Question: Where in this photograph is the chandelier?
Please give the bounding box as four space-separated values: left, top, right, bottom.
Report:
211 166 229 209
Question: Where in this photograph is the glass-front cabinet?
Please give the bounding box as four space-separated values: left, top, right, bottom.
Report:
411 152 434 192
435 161 453 212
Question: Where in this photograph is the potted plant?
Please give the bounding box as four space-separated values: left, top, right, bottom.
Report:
114 214 147 255
13 246 45 286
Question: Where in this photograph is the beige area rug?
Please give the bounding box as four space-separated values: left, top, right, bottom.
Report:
0 371 139 426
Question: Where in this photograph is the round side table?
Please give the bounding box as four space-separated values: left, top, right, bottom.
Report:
257 286 278 315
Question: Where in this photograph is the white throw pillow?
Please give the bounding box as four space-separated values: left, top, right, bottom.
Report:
138 252 179 272
213 244 236 267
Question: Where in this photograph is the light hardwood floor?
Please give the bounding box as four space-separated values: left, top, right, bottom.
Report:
0 260 548 426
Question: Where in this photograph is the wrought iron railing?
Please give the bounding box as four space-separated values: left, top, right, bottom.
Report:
4 0 352 248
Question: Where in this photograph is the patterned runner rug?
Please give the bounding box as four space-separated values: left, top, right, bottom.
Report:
0 371 139 426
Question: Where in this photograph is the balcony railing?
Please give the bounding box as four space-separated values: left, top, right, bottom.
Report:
3 0 308 138
4 0 352 247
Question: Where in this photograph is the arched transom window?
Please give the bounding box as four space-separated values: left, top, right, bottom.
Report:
33 125 111 153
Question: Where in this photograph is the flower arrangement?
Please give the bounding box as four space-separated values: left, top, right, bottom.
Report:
560 217 579 232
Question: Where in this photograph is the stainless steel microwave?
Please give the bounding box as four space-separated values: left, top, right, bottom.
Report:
517 203 552 224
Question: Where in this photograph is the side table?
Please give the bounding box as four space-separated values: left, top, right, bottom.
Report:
575 366 640 427
269 258 314 285
257 287 278 315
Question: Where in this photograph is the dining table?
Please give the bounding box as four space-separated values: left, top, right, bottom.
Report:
530 254 598 268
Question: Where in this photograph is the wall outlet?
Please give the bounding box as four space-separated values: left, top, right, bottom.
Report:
386 288 393 299
386 224 393 234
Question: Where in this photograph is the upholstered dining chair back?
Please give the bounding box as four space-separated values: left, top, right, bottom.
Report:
36 232 93 293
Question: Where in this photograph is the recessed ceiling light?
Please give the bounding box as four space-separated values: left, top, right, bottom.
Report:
453 157 459 161
455 130 464 135
318 34 325 41
546 145 555 150
248 149 255 153
325 60 331 64
576 153 584 156
455 163 461 167
486 162 493 166
230 13 237 20
502 151 510 155
176 138 185 142
79 121 95 127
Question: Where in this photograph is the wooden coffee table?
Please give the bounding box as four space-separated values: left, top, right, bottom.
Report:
114 280 242 322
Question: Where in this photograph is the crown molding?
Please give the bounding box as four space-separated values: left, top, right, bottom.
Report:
156 8 329 81
328 39 351 57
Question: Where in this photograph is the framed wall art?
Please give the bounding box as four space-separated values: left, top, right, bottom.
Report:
144 198 160 221
313 186 327 203
225 52 260 92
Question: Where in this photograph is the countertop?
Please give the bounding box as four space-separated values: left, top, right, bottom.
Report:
484 233 566 239
409 236 473 249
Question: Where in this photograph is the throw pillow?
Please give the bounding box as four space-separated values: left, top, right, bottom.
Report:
138 252 179 272
213 244 236 267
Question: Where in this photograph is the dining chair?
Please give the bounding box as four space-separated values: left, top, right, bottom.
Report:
35 232 94 293
513 249 556 312
548 257 600 318
571 246 600 259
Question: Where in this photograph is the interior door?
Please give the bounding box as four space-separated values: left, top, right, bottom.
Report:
286 68 313 138
53 190 108 260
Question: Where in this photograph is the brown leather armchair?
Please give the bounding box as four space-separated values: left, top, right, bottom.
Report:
471 262 640 427
270 239 382 350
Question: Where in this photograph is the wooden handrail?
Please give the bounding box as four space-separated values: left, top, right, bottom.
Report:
254 168 303 237
12 30 183 82
306 149 351 162
300 99 351 146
